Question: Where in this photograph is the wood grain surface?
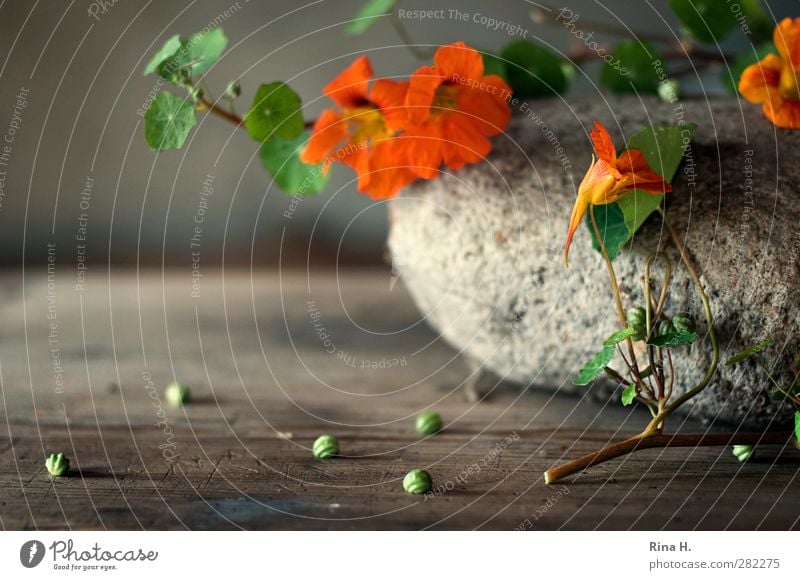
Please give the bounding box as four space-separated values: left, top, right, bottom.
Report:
0 269 797 530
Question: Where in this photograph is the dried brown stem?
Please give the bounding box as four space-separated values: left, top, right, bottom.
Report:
544 431 796 484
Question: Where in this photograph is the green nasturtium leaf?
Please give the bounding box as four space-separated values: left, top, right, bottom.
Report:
647 331 698 347
345 0 397 35
245 82 304 142
574 345 616 386
500 40 569 98
587 202 630 262
721 42 776 95
625 123 696 182
260 132 329 195
600 40 662 95
621 384 637 406
158 28 228 81
604 326 636 347
144 35 181 75
740 0 774 43
725 338 774 365
670 0 739 44
588 124 696 260
795 411 800 443
143 92 197 151
481 52 507 78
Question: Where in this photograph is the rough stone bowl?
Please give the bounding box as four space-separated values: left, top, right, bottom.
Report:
388 96 799 429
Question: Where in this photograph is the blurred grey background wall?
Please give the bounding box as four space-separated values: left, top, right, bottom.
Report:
0 0 794 267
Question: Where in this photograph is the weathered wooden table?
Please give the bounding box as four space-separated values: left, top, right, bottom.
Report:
0 270 797 530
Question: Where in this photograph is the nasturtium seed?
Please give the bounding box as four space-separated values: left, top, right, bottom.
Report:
46 452 69 477
672 312 696 333
165 382 190 407
403 469 432 494
415 411 442 435
732 445 754 463
658 319 676 336
312 434 339 459
626 307 646 340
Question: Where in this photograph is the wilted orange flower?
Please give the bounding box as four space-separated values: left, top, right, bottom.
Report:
564 121 672 264
301 56 416 199
739 17 800 129
400 42 512 178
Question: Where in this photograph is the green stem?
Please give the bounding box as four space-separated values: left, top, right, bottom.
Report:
589 207 646 394
645 211 720 432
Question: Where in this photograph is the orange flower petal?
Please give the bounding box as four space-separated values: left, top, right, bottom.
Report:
301 109 345 165
441 118 491 170
323 55 373 108
590 121 617 164
405 65 443 124
564 193 589 266
401 122 443 179
774 17 800 69
763 96 800 129
578 156 619 205
455 77 512 136
739 54 784 104
370 79 410 131
360 140 417 200
434 42 484 81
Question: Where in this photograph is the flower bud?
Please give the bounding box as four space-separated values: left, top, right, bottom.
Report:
403 469 432 494
415 411 443 435
312 434 339 459
46 452 69 477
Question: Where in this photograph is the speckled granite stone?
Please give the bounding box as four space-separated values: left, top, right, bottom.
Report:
388 96 800 428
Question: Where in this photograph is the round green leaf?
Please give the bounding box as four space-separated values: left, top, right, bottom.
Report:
500 40 568 98
740 0 774 43
245 82 304 142
260 132 329 195
143 92 197 151
158 28 228 81
600 40 662 95
481 52 507 78
670 0 739 44
144 35 181 76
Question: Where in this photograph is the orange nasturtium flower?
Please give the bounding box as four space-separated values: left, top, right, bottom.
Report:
300 56 416 199
401 42 512 178
739 17 800 129
564 121 672 264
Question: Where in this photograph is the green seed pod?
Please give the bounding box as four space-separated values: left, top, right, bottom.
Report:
658 319 676 336
658 78 680 103
312 434 339 459
165 383 191 407
732 444 754 462
415 410 443 435
403 469 432 494
673 312 696 333
45 452 69 477
626 307 646 340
